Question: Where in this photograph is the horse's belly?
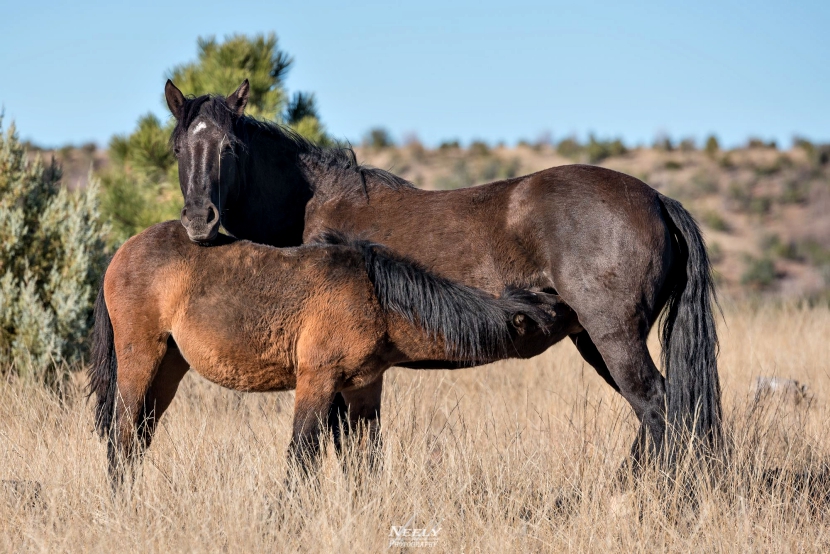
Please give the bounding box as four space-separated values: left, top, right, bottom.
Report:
191 361 296 392
173 333 296 392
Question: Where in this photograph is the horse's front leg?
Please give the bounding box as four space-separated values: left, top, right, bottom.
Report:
288 369 336 478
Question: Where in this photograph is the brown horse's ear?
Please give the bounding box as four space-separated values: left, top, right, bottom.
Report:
226 79 250 116
165 80 186 120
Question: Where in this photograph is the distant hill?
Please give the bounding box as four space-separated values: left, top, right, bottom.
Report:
24 142 108 191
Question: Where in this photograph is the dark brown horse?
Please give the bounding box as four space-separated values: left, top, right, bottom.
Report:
89 221 569 481
164 79 723 465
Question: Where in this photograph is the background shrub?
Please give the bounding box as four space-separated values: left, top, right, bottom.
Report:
556 137 582 160
653 134 673 152
438 139 460 151
586 135 627 164
704 135 720 157
741 256 777 290
679 137 697 152
364 127 395 149
702 210 730 232
468 140 490 157
0 121 107 383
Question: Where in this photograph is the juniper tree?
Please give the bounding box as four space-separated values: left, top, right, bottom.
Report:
0 120 107 382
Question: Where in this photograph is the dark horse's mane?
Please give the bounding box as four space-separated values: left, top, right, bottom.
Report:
315 230 554 362
170 94 414 194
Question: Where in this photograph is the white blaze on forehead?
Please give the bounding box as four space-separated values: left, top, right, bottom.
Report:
191 121 208 135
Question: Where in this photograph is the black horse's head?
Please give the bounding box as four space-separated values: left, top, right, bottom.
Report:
165 79 248 243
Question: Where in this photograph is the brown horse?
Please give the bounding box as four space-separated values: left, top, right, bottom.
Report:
164 79 723 466
89 221 572 482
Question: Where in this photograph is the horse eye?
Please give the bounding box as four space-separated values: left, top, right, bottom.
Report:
174 147 181 157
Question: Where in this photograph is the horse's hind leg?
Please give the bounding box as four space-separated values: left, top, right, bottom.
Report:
109 335 168 484
560 290 666 468
570 330 620 392
136 338 190 454
587 328 667 469
339 377 384 473
328 375 385 457
326 392 350 455
571 331 670 474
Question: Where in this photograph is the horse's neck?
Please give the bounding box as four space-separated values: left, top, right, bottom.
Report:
230 131 313 247
297 151 364 201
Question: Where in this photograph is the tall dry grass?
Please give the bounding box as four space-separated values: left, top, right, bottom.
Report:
1 303 829 552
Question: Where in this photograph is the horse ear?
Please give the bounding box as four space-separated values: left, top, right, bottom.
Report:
226 79 250 116
165 80 185 120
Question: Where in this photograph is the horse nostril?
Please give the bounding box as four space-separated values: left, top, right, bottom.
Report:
181 208 190 225
206 205 216 224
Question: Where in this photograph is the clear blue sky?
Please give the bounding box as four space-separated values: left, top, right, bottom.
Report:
1 0 828 149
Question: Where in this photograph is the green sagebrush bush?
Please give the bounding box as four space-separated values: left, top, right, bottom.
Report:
0 121 107 382
101 33 329 244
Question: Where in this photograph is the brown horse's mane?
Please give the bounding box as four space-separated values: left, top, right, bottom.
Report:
170 94 414 195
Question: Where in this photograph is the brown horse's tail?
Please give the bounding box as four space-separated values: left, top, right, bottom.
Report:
658 194 723 454
317 232 555 362
88 282 118 439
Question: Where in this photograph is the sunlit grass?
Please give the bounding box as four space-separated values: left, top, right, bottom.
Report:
1 303 829 552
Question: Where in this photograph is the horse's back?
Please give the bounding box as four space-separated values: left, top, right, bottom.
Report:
308 164 669 288
492 164 656 228
107 220 194 273
104 221 193 311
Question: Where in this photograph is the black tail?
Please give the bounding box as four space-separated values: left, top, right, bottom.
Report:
319 232 555 361
658 194 723 451
89 283 117 439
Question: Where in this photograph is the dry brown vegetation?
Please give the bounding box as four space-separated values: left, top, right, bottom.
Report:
1 302 829 552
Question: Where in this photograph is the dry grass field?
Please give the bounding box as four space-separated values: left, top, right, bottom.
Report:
1 302 829 552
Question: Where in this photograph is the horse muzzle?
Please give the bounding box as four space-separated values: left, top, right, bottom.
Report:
181 202 220 242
